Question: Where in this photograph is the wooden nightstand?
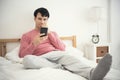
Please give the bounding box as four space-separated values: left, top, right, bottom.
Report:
96 46 109 62
85 43 109 63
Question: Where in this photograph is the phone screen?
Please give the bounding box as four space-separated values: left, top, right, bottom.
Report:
40 27 48 37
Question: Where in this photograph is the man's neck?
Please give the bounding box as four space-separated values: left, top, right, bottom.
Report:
35 27 40 31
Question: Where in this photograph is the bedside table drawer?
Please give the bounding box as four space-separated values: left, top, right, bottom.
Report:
97 46 109 57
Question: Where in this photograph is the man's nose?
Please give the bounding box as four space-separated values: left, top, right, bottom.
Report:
41 20 44 23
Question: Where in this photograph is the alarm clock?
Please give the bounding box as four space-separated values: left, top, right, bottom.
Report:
92 34 99 44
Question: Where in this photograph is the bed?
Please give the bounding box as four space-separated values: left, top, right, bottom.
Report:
0 36 120 80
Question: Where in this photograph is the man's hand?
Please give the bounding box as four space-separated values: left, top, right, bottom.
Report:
32 33 47 46
41 23 48 28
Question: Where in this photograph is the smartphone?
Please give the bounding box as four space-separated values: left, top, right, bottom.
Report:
40 27 48 37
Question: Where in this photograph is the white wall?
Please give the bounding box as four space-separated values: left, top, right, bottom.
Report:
0 0 108 51
110 0 120 70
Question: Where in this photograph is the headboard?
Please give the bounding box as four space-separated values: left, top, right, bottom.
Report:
0 35 76 57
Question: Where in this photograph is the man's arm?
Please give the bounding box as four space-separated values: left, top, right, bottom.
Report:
48 32 66 51
19 34 36 58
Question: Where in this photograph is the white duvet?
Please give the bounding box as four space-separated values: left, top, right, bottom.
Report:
0 62 86 80
0 46 120 80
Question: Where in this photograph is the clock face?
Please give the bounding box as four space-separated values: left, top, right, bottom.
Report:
92 35 99 44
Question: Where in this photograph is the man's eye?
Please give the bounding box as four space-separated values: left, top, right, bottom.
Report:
44 19 47 21
38 18 42 20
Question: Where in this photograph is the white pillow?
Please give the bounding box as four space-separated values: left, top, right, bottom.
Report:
5 45 23 63
65 46 84 58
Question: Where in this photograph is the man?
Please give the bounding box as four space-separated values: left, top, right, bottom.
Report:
19 7 112 80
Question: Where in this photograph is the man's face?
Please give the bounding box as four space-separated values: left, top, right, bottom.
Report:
34 13 48 29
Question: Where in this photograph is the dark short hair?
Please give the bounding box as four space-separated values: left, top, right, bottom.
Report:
34 7 50 18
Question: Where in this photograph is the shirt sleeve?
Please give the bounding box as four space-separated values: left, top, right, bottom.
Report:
19 34 36 58
48 32 66 51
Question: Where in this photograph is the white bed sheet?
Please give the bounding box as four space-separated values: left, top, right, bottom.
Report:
0 46 94 80
0 57 120 80
104 68 120 80
0 47 120 80
0 56 88 80
0 61 86 80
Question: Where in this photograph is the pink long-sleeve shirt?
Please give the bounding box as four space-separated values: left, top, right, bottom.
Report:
19 29 65 58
